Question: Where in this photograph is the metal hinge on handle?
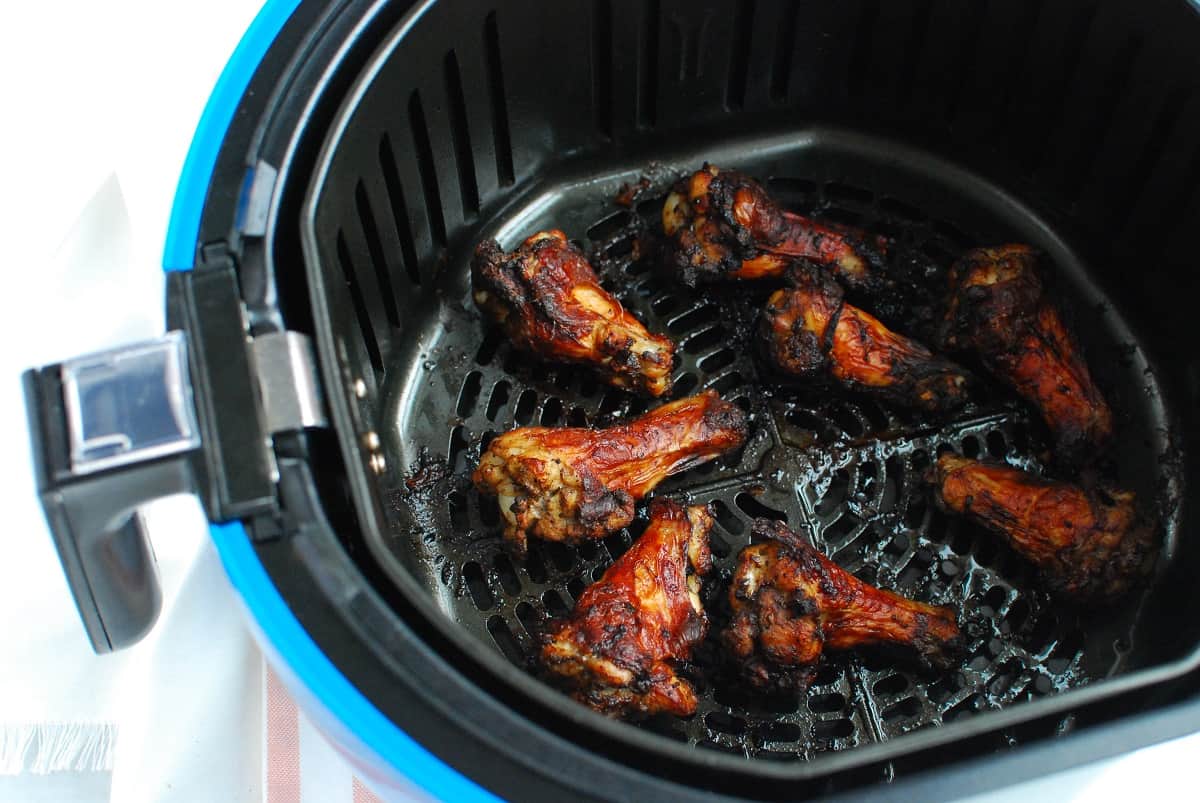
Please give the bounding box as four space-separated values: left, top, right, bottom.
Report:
25 268 329 653
249 331 329 434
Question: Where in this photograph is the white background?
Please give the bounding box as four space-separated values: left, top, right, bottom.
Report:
0 1 1195 801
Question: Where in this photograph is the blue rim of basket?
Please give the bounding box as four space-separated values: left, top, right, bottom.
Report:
161 2 496 800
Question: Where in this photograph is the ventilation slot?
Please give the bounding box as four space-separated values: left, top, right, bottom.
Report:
1063 36 1143 199
444 50 481 217
516 601 542 639
1029 4 1100 172
944 0 989 122
487 616 525 664
408 91 447 247
351 183 404 331
896 0 934 105
484 11 515 186
486 381 510 421
463 562 493 610
378 134 421 286
591 0 613 138
335 231 383 373
457 371 483 416
769 0 799 103
735 492 788 522
447 425 469 473
638 0 660 128
846 0 881 99
1107 87 1189 231
725 0 754 110
992 0 1046 128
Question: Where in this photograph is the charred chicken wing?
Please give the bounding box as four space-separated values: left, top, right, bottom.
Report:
758 262 973 413
473 390 748 556
931 454 1155 603
723 519 963 692
473 230 675 397
540 498 714 718
938 245 1112 464
662 164 887 290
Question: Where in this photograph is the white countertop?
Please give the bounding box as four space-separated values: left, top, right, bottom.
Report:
0 2 1194 801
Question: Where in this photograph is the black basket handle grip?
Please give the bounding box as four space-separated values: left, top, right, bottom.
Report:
23 335 203 654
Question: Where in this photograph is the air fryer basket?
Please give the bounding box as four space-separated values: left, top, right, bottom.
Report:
298 0 1199 783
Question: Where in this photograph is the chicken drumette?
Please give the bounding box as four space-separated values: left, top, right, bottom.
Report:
938 245 1112 464
723 520 963 692
758 262 973 413
662 164 887 291
540 498 714 718
473 390 748 556
931 454 1155 603
473 230 675 397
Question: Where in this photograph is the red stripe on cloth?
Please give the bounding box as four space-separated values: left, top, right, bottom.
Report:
267 667 302 803
353 777 386 803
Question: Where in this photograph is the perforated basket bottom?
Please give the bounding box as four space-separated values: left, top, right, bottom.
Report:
380 136 1169 761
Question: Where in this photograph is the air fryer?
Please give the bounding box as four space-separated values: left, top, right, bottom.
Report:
23 0 1200 800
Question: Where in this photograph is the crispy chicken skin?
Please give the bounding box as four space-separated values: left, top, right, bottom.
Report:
758 262 973 413
931 454 1155 603
662 164 887 290
939 245 1113 464
472 230 675 397
723 520 963 692
540 498 714 718
473 390 748 556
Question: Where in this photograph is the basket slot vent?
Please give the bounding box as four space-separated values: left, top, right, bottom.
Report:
377 134 421 287
443 50 481 218
1062 35 1144 200
591 0 614 138
485 380 510 421
734 491 787 523
1103 86 1190 233
1139 94 1200 244
487 615 525 664
407 91 447 248
515 601 542 640
988 0 1046 133
1027 4 1100 173
637 0 660 128
845 0 880 100
943 0 989 123
769 0 799 103
895 0 934 107
463 562 494 611
353 182 401 330
483 11 515 186
334 231 384 373
457 371 484 417
724 0 754 110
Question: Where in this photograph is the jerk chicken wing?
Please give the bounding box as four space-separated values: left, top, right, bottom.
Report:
473 390 748 556
540 498 714 718
938 245 1113 464
931 454 1155 603
662 164 887 291
723 519 963 692
758 262 973 413
473 230 675 397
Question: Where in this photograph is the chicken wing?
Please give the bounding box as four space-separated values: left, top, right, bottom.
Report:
473 230 675 397
758 262 973 413
723 519 962 692
938 245 1112 464
931 454 1155 603
540 498 714 718
473 390 748 556
662 164 887 290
